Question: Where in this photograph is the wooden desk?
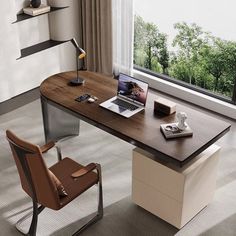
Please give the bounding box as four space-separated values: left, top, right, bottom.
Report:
40 71 230 167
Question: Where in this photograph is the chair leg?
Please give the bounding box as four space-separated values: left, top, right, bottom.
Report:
97 163 103 219
16 202 45 236
72 164 103 236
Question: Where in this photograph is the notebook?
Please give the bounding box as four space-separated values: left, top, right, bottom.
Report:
99 73 149 118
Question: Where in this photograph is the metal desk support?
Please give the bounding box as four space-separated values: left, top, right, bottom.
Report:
41 96 80 143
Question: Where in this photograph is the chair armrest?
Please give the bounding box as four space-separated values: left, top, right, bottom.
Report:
40 141 55 153
71 163 97 178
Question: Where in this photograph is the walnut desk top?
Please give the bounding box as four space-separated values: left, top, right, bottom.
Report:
40 71 231 167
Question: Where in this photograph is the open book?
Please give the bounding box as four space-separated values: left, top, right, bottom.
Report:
160 122 193 139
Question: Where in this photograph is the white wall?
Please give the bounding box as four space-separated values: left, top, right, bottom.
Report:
0 0 79 103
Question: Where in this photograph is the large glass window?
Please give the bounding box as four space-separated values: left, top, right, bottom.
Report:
134 0 236 104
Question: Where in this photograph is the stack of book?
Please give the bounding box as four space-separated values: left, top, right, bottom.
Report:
23 4 50 16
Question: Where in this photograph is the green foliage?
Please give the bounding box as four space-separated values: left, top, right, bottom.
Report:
134 15 236 99
134 15 169 73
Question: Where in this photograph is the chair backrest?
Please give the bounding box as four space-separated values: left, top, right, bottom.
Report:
6 130 61 210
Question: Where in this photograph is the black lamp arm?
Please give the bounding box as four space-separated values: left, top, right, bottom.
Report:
71 38 80 50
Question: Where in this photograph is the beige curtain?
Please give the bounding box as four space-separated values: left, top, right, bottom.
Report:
79 0 113 76
112 0 134 76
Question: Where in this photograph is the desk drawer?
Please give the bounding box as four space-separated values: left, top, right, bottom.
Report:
132 145 220 228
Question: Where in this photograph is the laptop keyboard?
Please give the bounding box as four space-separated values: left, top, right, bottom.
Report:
112 99 139 111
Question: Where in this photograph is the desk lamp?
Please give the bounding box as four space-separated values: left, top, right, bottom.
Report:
70 38 86 85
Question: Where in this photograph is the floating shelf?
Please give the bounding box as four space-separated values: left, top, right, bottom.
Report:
13 6 69 23
17 40 68 59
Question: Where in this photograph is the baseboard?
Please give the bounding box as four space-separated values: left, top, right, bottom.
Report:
0 87 40 115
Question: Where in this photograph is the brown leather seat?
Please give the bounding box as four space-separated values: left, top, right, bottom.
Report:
6 130 103 236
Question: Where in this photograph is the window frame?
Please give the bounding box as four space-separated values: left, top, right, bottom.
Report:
133 68 236 120
134 65 236 105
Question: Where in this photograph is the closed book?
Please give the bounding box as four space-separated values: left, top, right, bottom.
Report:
23 4 50 16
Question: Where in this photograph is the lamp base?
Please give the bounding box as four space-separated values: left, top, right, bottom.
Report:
69 78 84 86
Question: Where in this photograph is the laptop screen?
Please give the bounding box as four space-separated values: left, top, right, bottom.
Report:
117 73 149 106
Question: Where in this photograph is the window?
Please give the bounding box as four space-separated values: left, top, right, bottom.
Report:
134 0 236 104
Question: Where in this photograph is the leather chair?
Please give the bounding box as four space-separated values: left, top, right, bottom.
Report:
6 130 103 236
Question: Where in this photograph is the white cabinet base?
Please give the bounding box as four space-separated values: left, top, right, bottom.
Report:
132 145 220 229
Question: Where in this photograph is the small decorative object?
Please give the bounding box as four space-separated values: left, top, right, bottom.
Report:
177 112 187 130
31 0 41 8
160 112 192 139
154 97 176 115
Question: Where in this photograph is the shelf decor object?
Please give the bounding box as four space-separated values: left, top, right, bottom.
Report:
31 0 41 8
69 38 86 85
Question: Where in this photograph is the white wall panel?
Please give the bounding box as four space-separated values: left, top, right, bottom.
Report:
0 0 78 103
17 16 50 48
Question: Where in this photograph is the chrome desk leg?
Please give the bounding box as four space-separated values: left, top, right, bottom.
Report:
41 96 80 143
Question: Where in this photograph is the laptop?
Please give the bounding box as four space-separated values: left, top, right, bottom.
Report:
99 73 149 118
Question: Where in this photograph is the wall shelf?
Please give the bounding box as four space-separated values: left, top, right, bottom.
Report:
13 6 69 23
17 40 68 59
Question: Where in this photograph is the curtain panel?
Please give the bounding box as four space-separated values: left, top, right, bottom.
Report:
79 0 113 76
112 0 134 76
78 0 134 76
